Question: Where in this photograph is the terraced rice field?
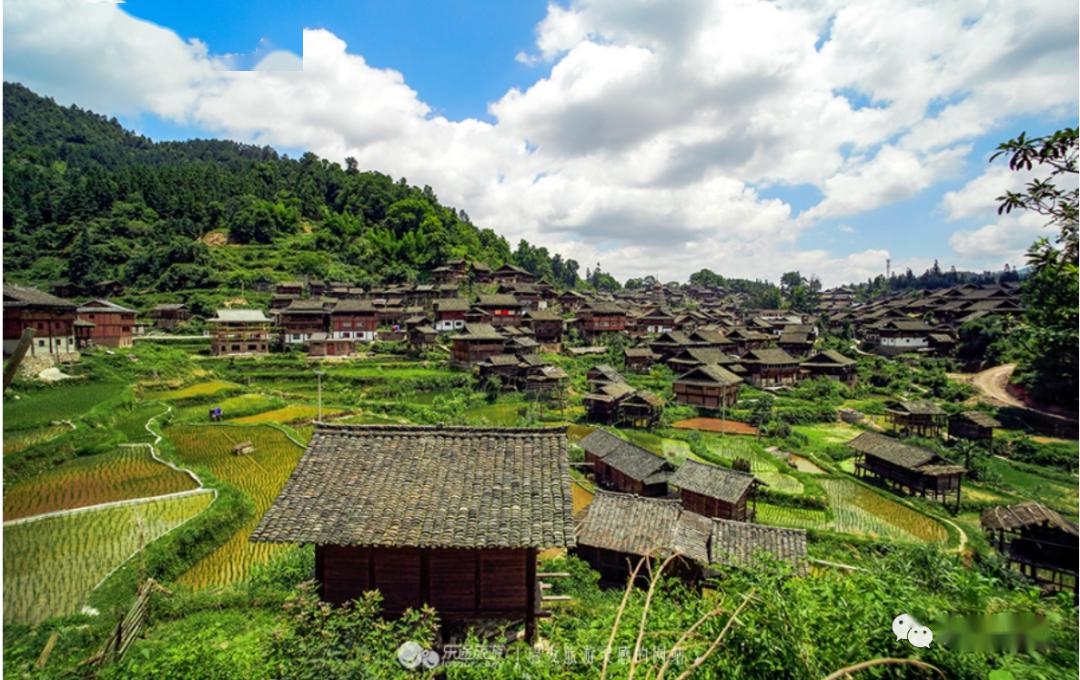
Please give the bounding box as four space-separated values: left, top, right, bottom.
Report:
3 382 125 429
152 380 241 401
755 502 829 530
3 424 70 455
3 447 199 520
788 455 825 474
755 469 805 495
166 425 303 587
177 393 279 422
3 492 213 624
229 404 340 425
821 479 948 544
113 404 169 443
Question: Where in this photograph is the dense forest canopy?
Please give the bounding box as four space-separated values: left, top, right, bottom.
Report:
1 82 579 295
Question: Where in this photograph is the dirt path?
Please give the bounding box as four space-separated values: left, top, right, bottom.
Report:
958 364 1076 422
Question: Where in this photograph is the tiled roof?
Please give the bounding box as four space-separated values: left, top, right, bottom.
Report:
3 284 76 309
669 460 755 503
709 518 808 568
332 299 376 313
744 348 799 365
577 492 806 568
954 411 1001 428
579 430 670 481
801 349 856 368
674 364 742 387
453 323 505 340
252 424 575 549
892 399 946 416
980 501 1078 536
77 299 136 314
477 294 520 307
847 431 937 470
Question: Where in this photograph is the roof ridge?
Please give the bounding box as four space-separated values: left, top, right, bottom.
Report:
313 423 568 435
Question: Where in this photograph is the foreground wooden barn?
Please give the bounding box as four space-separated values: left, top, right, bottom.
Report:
981 501 1078 594
575 492 806 585
848 431 965 512
251 424 575 641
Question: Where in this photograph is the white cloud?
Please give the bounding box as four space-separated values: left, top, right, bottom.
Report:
948 211 1046 268
4 0 1077 285
940 163 1035 221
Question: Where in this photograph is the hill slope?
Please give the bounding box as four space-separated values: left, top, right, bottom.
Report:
2 82 581 308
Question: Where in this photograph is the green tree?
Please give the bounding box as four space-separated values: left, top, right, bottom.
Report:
990 128 1078 406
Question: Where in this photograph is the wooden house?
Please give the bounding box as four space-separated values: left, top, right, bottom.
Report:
75 299 136 348
329 299 378 343
577 302 627 338
523 309 564 345
849 431 964 512
431 259 470 285
557 290 587 312
434 299 470 333
673 364 743 411
981 502 1078 594
522 363 569 396
887 400 947 438
251 424 575 641
624 347 660 373
3 284 78 358
575 492 806 586
666 347 740 375
408 324 438 350
865 318 933 354
148 303 190 330
450 323 506 367
649 330 698 361
491 264 536 285
777 331 814 357
586 363 626 389
670 460 758 521
275 281 305 297
579 430 673 496
475 294 523 328
800 349 856 384
307 332 355 357
638 308 676 334
499 283 543 311
741 348 802 388
208 309 271 356
948 411 1001 445
582 380 663 428
279 299 329 345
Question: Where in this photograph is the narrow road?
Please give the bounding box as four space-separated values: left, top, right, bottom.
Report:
961 364 1077 422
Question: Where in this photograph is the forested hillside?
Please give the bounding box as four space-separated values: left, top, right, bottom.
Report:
2 82 580 298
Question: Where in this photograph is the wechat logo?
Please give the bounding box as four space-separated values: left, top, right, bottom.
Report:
397 641 440 670
892 614 933 648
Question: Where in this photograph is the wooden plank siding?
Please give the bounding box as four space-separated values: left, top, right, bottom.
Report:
316 545 534 619
680 489 748 521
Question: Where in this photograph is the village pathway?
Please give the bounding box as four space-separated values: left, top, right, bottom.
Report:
955 364 1077 422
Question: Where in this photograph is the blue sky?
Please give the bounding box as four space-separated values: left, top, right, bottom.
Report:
4 0 1077 284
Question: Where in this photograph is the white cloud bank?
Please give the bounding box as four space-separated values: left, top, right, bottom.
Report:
4 0 1077 285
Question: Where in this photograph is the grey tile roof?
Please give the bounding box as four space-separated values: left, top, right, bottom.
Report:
3 284 76 309
251 424 575 549
981 501 1078 536
709 518 808 568
577 492 806 568
331 299 377 313
669 460 755 503
579 430 670 481
744 348 799 365
892 399 946 416
801 349 856 368
847 431 937 469
435 299 471 312
954 411 1001 428
674 364 743 388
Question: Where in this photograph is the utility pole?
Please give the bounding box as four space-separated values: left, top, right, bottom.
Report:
315 370 325 422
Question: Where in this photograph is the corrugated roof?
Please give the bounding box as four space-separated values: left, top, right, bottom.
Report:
252 424 575 548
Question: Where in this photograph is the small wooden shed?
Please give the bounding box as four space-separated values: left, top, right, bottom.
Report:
948 411 1001 444
579 429 672 497
981 501 1078 594
251 424 576 641
669 459 759 521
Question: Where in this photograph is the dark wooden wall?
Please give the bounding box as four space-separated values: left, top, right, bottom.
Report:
680 489 747 521
316 545 534 619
